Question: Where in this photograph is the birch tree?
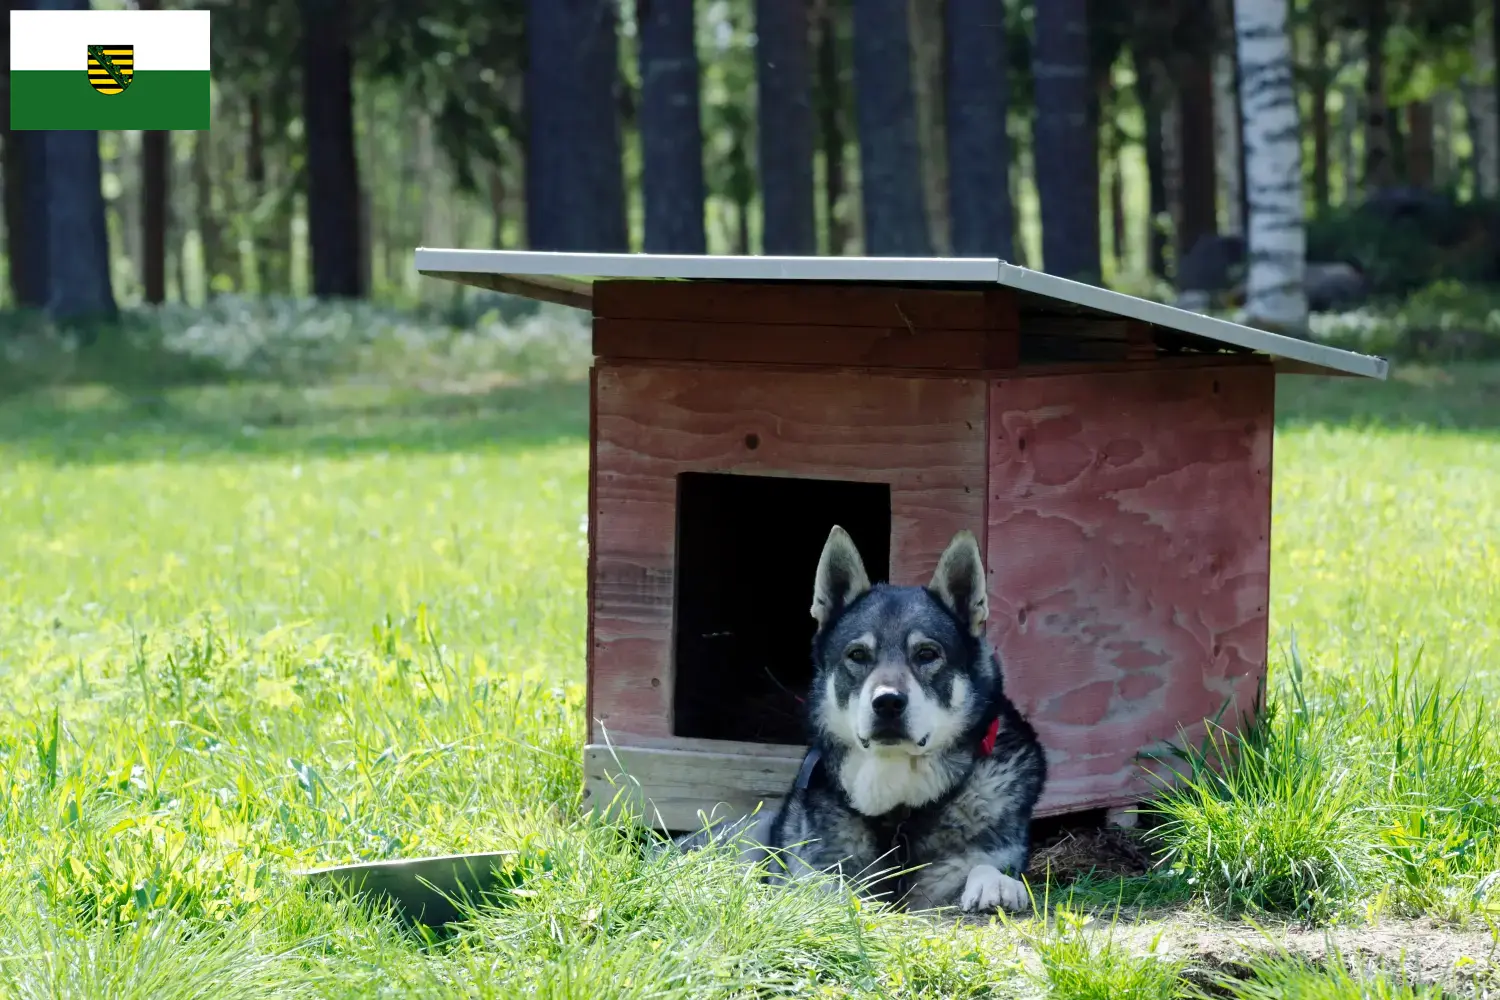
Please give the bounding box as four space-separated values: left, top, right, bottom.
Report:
1234 0 1306 332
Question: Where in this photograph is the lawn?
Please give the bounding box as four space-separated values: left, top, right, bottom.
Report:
0 308 1497 998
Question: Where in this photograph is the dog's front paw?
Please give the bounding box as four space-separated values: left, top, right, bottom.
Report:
959 864 1030 913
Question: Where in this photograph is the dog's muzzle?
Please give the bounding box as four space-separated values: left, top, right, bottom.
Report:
866 688 908 744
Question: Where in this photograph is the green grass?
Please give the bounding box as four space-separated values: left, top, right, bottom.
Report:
1 308 1498 996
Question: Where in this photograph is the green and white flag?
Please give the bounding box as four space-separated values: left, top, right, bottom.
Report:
9 9 211 131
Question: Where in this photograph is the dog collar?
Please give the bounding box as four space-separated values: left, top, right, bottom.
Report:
794 746 823 791
978 716 1001 756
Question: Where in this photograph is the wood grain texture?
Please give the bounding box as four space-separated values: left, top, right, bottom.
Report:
593 279 1020 330
590 362 987 743
584 743 805 831
987 365 1275 814
594 317 1019 371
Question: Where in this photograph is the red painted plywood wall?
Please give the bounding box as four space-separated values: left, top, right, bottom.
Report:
987 365 1275 813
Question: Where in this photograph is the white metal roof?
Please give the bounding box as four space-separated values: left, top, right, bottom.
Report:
415 249 1388 380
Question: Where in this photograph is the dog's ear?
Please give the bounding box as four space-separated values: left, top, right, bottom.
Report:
929 530 988 637
811 525 872 627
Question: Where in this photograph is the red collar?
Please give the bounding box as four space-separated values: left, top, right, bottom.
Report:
978 717 1001 756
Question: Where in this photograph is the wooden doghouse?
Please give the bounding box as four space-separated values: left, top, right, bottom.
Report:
415 250 1388 831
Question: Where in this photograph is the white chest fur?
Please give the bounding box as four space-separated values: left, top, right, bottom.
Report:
837 749 955 817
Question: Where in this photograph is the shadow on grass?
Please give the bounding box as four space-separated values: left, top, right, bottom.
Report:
1276 363 1500 433
0 378 589 465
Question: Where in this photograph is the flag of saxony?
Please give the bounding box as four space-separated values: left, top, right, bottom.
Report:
9 9 210 131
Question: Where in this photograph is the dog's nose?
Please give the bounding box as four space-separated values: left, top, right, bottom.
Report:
871 689 907 719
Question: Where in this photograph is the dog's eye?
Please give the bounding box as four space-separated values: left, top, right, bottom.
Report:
913 644 942 665
846 646 872 665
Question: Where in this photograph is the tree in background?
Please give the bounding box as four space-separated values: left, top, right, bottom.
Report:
525 0 627 251
301 0 364 297
637 0 706 254
139 0 168 305
36 0 115 323
756 0 817 254
1032 0 1098 281
1237 0 1308 332
851 0 931 256
945 0 1012 259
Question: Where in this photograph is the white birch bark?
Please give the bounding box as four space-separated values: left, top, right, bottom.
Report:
1234 0 1306 331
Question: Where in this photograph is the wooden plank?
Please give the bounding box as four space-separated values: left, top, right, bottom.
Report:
592 349 1269 384
593 279 1019 331
584 743 804 831
583 742 1133 831
594 317 1020 371
590 363 987 744
986 364 1275 814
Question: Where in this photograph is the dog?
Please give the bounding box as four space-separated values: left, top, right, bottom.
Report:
679 525 1047 914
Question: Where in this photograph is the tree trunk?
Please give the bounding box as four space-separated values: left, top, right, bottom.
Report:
35 0 115 324
909 0 948 254
1032 0 1098 281
3 130 48 308
191 129 227 295
1212 13 1244 237
1139 64 1168 278
44 131 117 323
814 0 848 254
1176 43 1218 274
945 0 1012 259
1309 4 1331 213
851 0 932 256
142 130 168 304
1491 0 1500 198
1338 80 1360 203
1362 0 1394 191
301 0 363 296
1433 91 1455 189
755 0 817 253
525 0 628 251
638 0 707 253
1405 101 1434 188
1235 0 1306 332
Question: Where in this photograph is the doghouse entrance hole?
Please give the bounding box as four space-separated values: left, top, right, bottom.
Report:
672 472 892 746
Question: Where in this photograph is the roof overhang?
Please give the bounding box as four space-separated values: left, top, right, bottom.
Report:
415 249 1389 381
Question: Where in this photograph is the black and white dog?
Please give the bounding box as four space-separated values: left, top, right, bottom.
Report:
683 526 1048 914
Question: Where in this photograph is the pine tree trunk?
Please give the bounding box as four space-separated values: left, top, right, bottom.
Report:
1309 5 1331 212
1433 91 1455 189
1177 40 1218 272
142 130 168 304
1339 80 1360 203
814 0 848 254
909 0 948 254
1468 11 1499 198
1032 0 1098 281
1405 101 1434 188
1362 0 1394 191
945 0 1012 258
638 0 707 253
525 0 628 251
756 0 817 253
1235 0 1306 332
44 130 117 323
1213 49 1244 235
1139 63 1168 278
3 130 48 308
851 0 932 256
301 0 364 296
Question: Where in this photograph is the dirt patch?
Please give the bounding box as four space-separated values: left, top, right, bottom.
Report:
1085 915 1500 994
1026 826 1157 883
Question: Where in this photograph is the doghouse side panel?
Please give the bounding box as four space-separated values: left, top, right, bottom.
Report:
986 364 1274 815
590 362 987 743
